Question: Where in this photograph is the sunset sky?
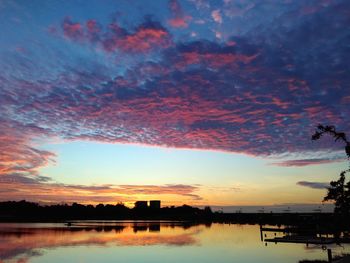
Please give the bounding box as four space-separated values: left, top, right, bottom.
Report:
0 0 349 210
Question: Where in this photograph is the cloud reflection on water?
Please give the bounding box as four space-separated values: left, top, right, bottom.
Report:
0 222 202 262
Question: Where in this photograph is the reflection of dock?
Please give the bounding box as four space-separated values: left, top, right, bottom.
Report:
264 236 335 245
260 224 350 262
260 225 350 245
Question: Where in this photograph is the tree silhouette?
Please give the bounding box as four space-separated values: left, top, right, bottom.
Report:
312 125 350 215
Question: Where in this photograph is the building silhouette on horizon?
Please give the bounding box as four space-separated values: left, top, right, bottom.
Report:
149 200 161 209
134 200 161 209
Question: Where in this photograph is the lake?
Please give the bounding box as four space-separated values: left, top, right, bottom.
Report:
0 222 349 263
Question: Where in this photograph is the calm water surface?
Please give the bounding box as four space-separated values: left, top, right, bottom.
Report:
0 222 349 263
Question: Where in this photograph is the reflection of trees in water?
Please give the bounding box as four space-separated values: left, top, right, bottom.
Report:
0 222 204 262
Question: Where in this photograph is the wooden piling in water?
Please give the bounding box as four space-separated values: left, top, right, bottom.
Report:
327 249 332 262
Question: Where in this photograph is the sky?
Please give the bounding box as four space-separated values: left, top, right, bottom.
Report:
0 0 349 210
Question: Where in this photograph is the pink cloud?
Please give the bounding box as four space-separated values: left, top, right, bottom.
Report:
211 10 222 24
59 17 172 54
174 51 259 69
85 19 102 42
167 0 192 28
270 158 345 167
0 120 55 177
168 17 191 28
0 172 202 204
110 26 171 53
62 17 84 41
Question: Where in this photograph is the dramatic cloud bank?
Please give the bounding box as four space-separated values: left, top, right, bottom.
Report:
0 0 349 202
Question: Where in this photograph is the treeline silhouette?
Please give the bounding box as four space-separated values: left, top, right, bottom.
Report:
0 200 213 221
1 200 349 232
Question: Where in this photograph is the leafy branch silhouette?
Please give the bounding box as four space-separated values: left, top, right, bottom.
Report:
312 125 350 215
312 124 350 158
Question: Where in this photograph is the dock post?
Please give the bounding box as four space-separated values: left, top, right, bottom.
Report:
327 249 332 262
